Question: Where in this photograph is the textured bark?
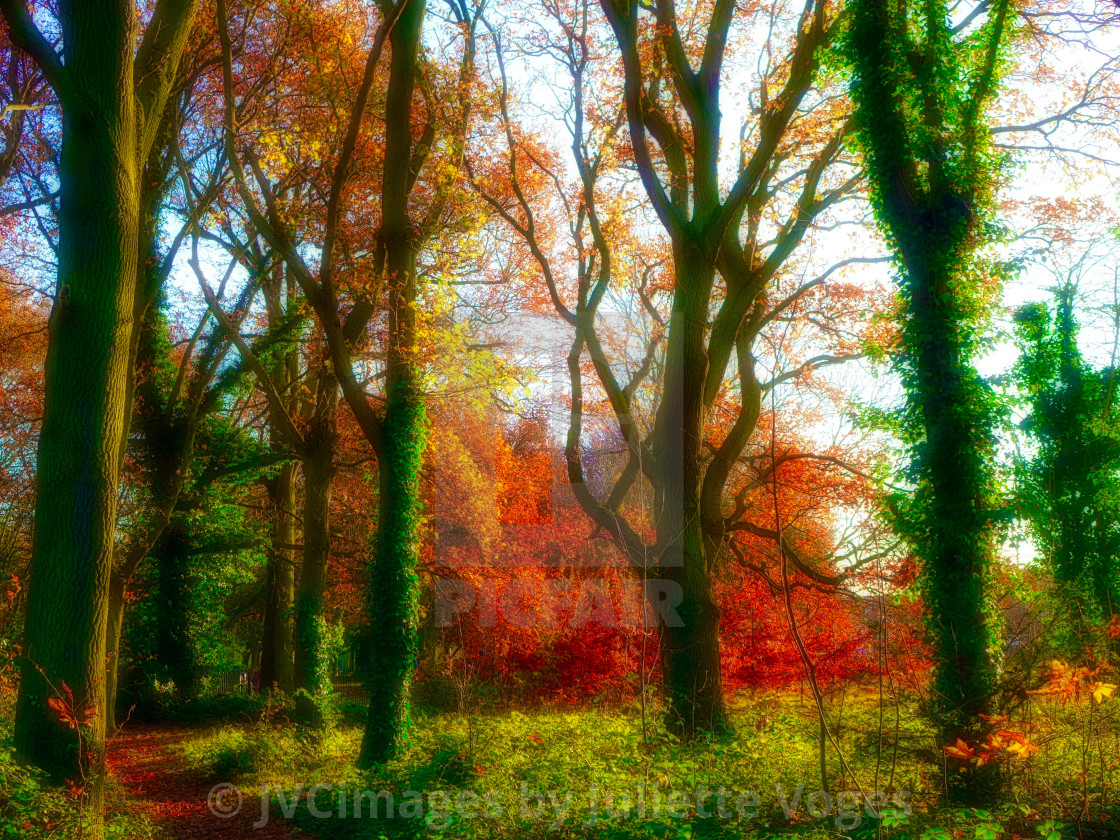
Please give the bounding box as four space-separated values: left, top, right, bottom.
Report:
12 7 140 795
103 579 126 735
294 390 338 693
1 5 197 816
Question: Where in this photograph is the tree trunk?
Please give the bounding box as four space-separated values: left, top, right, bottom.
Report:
103 578 127 734
294 389 337 693
358 0 428 769
658 555 731 738
259 261 299 694
1 10 196 829
261 460 297 693
104 145 177 734
359 378 426 765
650 247 732 739
907 259 998 738
12 11 140 819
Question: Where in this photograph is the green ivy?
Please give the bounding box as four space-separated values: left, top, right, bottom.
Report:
360 378 429 767
844 0 1015 798
1013 290 1120 652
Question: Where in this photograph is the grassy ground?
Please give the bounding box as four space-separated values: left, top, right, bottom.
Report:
172 689 1120 840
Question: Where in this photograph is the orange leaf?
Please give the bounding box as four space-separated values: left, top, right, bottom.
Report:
943 738 974 760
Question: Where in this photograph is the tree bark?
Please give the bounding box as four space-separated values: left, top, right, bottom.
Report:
12 9 140 799
358 0 428 768
261 461 297 693
294 383 338 693
653 249 731 738
1 6 196 823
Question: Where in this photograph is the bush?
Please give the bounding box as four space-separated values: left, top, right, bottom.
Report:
0 744 57 838
0 742 158 839
411 675 460 712
334 697 367 726
292 689 337 730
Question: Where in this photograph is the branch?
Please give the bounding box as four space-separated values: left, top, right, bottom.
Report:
0 0 73 108
761 352 863 391
730 519 848 588
192 245 306 452
0 188 57 218
134 0 200 159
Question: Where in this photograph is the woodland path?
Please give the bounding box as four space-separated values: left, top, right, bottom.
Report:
107 725 300 840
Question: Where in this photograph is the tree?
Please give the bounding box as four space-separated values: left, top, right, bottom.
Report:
0 2 199 820
475 0 863 738
1015 284 1120 650
845 0 1013 797
196 247 341 695
105 35 231 731
214 0 484 763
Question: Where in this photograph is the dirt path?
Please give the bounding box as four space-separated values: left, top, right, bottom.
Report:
107 725 299 839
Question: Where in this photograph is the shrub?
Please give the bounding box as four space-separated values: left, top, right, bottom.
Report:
292 689 337 731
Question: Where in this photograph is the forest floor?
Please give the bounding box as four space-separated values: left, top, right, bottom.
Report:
19 692 1111 839
108 724 302 839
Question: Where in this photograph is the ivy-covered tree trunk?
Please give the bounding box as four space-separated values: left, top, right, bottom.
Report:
359 376 426 766
907 254 999 734
846 0 1012 802
358 0 428 768
294 382 338 693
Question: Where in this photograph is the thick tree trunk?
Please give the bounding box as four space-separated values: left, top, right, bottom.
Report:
12 13 139 821
908 260 997 736
1 11 195 831
897 234 1000 803
650 248 732 739
294 394 337 693
658 552 731 738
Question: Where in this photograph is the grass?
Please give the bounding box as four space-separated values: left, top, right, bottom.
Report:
175 688 1120 839
2 684 1115 839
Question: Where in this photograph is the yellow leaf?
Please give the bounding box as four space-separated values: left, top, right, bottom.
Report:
1091 682 1117 705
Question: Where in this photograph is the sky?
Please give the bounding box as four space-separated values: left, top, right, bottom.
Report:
171 0 1120 570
